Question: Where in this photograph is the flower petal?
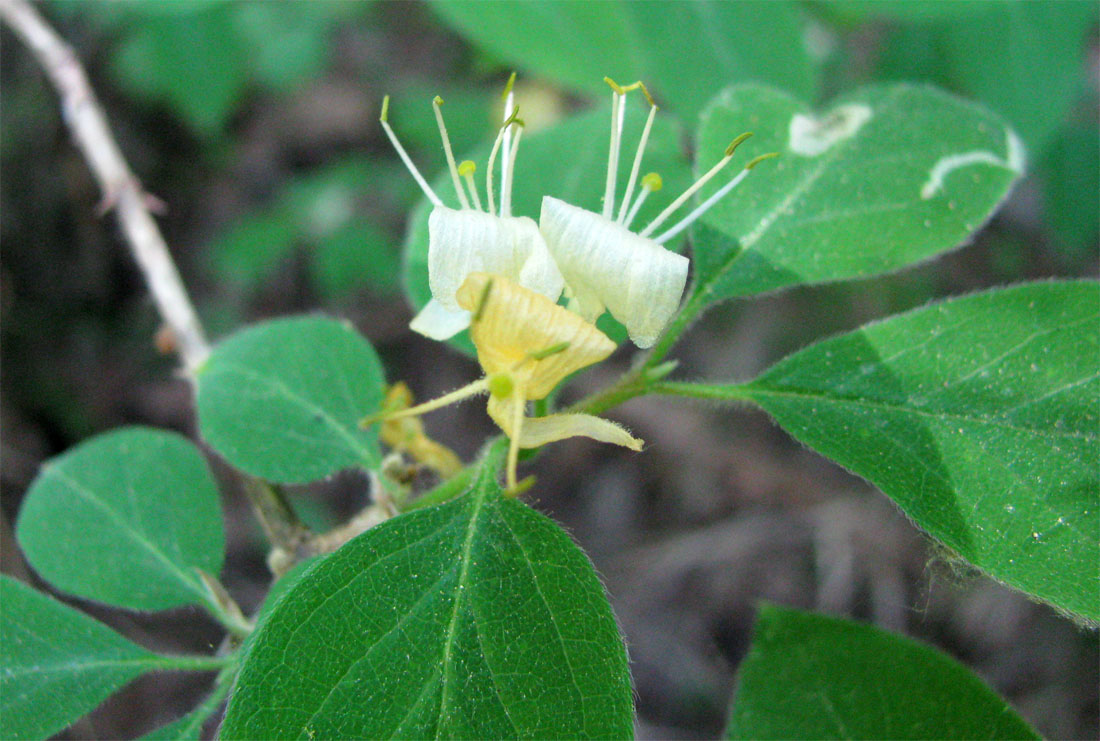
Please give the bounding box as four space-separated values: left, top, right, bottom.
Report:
427 206 563 313
487 395 643 451
456 272 615 399
539 196 689 348
409 298 472 340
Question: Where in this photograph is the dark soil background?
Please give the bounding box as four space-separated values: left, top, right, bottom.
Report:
2 2 1097 739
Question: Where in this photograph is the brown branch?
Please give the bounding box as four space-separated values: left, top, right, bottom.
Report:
1 0 208 372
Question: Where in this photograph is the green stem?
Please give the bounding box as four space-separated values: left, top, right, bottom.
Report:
151 652 235 673
402 465 476 512
650 380 755 402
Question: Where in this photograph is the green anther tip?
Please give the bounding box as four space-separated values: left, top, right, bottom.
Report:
458 160 476 176
502 71 517 99
380 94 390 123
635 80 656 107
746 151 780 170
488 373 514 399
433 95 444 106
528 341 570 360
473 278 494 322
725 131 753 157
603 76 625 95
642 172 663 191
502 107 525 128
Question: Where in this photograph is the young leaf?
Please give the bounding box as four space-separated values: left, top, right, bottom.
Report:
670 282 1098 621
427 0 815 119
726 604 1038 740
0 576 218 741
691 83 1023 307
16 427 224 611
221 466 633 739
196 316 385 483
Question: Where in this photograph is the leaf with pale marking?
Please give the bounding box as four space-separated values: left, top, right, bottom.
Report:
221 464 632 739
16 427 224 611
726 604 1038 739
196 316 385 483
691 83 1022 306
674 282 1099 620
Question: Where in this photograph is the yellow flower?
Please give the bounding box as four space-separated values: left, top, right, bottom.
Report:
539 78 776 348
368 272 641 491
380 78 563 341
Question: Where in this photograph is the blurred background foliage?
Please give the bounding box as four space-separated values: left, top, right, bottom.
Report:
1 1 1097 738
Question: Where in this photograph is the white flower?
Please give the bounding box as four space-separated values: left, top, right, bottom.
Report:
380 80 563 340
539 78 775 348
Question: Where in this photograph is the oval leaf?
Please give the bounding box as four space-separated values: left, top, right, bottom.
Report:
726 604 1038 740
692 83 1023 305
222 467 633 739
16 427 224 611
196 316 385 483
734 282 1097 621
428 0 815 119
0 576 161 740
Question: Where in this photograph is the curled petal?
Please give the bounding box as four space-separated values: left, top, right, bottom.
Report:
456 272 615 400
539 196 689 348
409 298 471 341
488 395 643 451
426 206 563 316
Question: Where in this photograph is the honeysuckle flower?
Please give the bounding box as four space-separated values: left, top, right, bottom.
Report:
380 77 563 340
366 272 642 491
539 78 777 348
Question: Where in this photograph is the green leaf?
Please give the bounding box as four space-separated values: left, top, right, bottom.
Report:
428 0 815 120
937 0 1097 152
1042 120 1100 259
221 465 633 739
197 316 385 483
403 102 693 353
726 604 1039 740
692 83 1022 306
0 576 190 741
108 4 248 135
16 427 224 611
671 282 1098 620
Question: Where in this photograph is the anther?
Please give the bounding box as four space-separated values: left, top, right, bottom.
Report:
502 71 516 99
473 278 494 322
527 341 571 360
458 160 476 176
746 152 780 169
725 132 753 156
380 94 390 122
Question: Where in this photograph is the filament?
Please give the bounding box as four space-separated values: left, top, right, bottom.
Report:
360 377 490 427
459 161 483 212
379 95 443 208
617 102 658 224
501 124 524 217
432 96 470 210
603 90 623 219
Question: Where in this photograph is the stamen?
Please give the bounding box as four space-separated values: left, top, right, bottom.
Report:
501 123 524 217
624 172 662 228
527 341 570 360
458 160 483 212
603 89 624 218
432 95 470 210
472 277 495 322
617 101 658 224
501 84 516 214
359 377 490 427
379 95 443 208
654 152 778 245
507 382 526 490
639 132 753 238
486 108 522 217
